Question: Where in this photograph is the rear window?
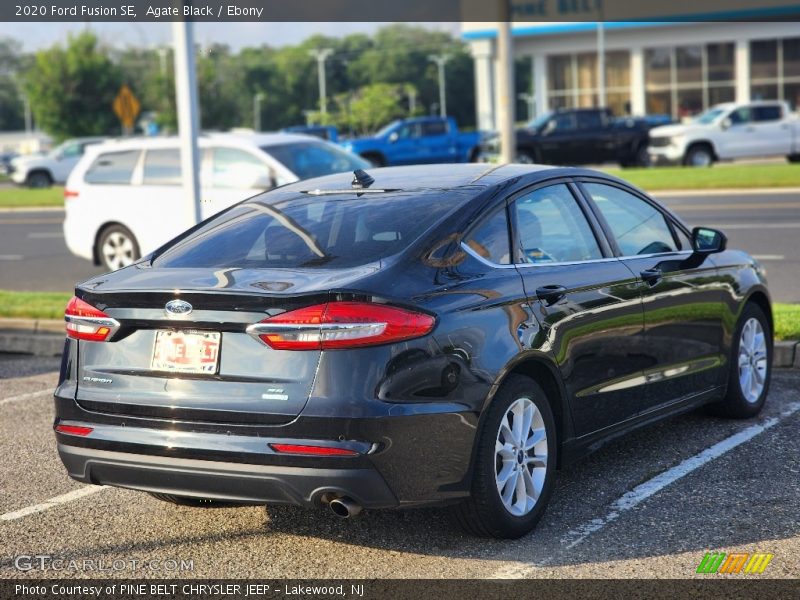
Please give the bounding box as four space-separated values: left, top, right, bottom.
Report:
84 150 140 185
261 141 368 180
142 148 181 185
153 192 461 270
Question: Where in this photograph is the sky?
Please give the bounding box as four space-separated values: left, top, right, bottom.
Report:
0 22 460 50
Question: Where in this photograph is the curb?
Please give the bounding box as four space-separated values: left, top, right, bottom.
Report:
0 206 64 213
649 187 800 197
0 318 64 357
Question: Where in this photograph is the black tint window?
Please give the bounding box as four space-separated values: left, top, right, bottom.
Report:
753 105 782 121
465 208 510 265
153 192 460 270
84 150 140 185
422 120 448 136
552 113 576 131
585 183 678 256
576 111 603 129
513 184 602 263
729 107 751 124
143 148 181 185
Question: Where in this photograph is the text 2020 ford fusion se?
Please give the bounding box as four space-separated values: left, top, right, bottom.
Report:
54 164 772 538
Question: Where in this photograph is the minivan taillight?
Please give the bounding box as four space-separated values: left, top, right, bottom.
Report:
65 296 119 342
246 301 435 350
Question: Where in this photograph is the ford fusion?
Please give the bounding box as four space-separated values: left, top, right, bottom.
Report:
54 164 772 538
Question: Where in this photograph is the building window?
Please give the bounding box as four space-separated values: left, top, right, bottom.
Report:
546 50 631 115
750 37 800 108
645 42 735 119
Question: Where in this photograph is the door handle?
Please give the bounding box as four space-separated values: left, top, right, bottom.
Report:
640 268 662 286
535 284 567 306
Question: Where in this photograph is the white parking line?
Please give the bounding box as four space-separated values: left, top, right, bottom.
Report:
491 401 800 579
751 255 786 261
27 232 63 239
0 486 106 522
0 389 51 406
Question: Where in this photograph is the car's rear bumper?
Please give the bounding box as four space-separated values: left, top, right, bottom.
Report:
58 443 398 507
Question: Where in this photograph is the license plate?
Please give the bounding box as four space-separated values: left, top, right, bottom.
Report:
151 330 220 374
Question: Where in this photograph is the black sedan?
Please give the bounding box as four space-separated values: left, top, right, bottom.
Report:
54 164 772 539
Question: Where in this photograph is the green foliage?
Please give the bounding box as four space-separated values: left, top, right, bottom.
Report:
0 38 27 131
22 32 122 140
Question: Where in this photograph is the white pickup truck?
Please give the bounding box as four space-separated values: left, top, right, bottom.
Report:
648 100 800 167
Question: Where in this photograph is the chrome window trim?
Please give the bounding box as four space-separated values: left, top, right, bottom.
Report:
460 241 622 269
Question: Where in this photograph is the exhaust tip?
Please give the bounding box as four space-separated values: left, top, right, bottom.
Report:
328 496 362 519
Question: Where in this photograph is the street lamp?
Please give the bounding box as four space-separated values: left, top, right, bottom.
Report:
428 54 450 117
309 48 334 115
253 92 265 131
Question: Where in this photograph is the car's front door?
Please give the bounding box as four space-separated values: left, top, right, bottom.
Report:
537 113 579 164
580 181 726 414
510 182 646 436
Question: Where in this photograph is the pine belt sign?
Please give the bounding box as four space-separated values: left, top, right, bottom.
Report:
113 84 141 130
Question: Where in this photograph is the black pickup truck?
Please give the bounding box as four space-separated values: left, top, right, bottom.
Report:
484 108 667 168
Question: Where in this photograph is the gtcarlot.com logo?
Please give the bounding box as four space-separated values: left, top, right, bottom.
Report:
696 551 773 574
13 554 194 573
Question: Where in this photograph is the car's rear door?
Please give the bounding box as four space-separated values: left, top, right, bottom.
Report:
204 146 277 217
509 181 646 436
579 180 726 413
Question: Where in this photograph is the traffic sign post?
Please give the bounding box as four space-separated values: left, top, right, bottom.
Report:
113 84 141 135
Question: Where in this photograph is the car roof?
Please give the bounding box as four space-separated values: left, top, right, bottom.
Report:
82 132 320 154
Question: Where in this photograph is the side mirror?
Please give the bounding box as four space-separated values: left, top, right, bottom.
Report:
720 118 732 131
543 120 556 135
692 227 727 254
251 170 276 190
387 131 399 143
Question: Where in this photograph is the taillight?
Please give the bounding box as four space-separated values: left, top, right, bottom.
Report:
270 443 358 457
246 301 435 350
65 296 119 342
64 189 79 199
55 424 94 436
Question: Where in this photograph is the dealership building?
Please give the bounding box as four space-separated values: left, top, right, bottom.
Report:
462 21 800 129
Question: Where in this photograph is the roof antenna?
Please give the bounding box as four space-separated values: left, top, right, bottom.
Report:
351 169 375 189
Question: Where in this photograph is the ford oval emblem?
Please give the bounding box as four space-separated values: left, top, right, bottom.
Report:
165 299 192 317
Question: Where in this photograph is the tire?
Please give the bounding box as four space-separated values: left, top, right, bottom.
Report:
452 375 557 538
683 144 714 167
149 493 231 507
706 303 772 419
787 154 800 163
97 224 140 271
361 153 386 167
26 171 52 188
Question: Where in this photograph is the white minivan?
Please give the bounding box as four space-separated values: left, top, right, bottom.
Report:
64 133 369 270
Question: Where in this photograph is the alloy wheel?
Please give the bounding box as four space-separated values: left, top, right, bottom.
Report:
494 397 548 517
102 231 136 271
738 317 768 403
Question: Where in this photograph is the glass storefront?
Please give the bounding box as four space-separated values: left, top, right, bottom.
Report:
645 42 736 119
750 37 800 109
547 50 631 116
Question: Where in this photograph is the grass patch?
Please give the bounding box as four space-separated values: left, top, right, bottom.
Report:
774 303 800 341
0 290 72 319
605 162 800 191
0 185 63 208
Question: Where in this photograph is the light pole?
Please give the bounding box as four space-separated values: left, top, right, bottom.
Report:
597 21 606 108
428 54 450 117
497 2 516 163
253 92 264 131
309 48 334 115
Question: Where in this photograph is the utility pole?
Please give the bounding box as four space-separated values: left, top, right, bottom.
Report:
22 94 32 135
172 21 202 228
309 48 334 115
428 54 450 117
253 92 264 131
497 1 516 163
407 88 417 115
157 47 168 77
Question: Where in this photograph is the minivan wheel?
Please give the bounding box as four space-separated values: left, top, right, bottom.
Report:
97 225 140 271
452 375 556 538
707 303 772 419
26 171 52 188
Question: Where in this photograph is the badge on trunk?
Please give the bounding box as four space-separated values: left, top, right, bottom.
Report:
165 299 193 318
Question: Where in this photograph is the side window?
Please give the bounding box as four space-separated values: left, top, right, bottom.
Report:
60 142 83 158
397 123 421 139
212 147 272 189
729 107 751 125
84 150 140 185
422 120 448 136
753 105 782 122
576 111 603 129
673 225 694 251
465 208 511 265
142 148 181 185
552 113 576 131
585 183 678 256
513 184 602 264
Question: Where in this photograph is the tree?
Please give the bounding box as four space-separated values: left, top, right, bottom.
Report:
347 83 407 135
23 32 122 140
0 38 27 131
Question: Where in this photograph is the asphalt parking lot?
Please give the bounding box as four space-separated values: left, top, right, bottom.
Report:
1 352 798 579
1 189 799 301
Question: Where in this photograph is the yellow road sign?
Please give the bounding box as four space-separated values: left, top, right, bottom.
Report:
113 84 141 130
